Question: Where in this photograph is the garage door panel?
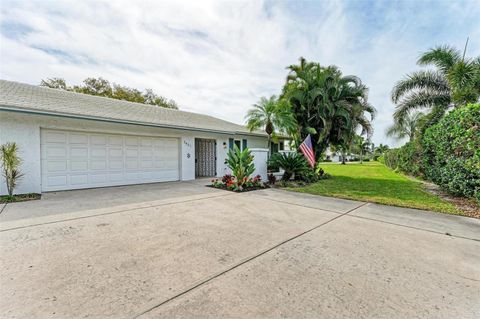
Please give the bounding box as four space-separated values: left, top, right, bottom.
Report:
91 147 107 157
108 160 124 170
108 136 123 146
90 160 107 170
46 175 68 187
41 130 179 191
46 160 67 172
89 174 107 184
90 135 107 145
43 131 67 143
70 160 88 171
69 133 88 144
70 146 88 157
109 173 124 182
125 136 138 146
109 148 123 157
70 174 88 185
45 145 67 158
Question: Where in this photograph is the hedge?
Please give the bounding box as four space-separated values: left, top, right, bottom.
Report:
380 103 480 202
422 103 480 201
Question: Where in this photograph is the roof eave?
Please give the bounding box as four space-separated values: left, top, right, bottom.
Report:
0 106 268 138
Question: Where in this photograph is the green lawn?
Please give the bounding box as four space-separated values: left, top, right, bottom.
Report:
289 161 460 215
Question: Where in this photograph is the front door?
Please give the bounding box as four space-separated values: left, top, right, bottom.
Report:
195 138 216 178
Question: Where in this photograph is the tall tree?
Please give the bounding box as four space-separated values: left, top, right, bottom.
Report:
282 58 375 159
245 95 296 152
386 111 424 141
40 78 68 90
351 135 371 164
40 77 179 109
391 44 480 125
74 77 112 97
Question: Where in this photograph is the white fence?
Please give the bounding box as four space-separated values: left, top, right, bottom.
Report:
250 148 269 181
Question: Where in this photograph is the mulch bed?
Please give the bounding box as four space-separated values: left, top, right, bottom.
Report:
208 184 270 193
421 181 480 219
0 193 41 204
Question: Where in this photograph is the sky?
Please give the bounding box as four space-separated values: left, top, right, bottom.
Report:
1 0 479 147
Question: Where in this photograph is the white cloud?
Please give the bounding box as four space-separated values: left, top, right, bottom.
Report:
1 0 479 147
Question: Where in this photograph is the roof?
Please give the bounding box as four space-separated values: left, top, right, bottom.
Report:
0 80 265 137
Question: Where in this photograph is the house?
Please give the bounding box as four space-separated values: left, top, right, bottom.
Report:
324 147 355 163
0 80 270 195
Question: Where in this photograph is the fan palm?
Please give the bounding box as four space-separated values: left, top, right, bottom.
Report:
386 111 424 141
245 95 296 151
392 45 480 124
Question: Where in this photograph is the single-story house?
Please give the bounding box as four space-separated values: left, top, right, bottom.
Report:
0 80 270 195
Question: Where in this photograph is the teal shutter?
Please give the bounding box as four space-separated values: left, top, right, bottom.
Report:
229 138 234 149
242 139 247 150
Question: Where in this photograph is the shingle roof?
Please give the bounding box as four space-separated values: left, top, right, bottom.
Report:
0 80 265 136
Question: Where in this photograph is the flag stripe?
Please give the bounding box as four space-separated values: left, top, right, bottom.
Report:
299 134 315 168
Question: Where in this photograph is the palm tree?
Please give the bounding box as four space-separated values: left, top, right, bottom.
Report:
386 111 424 141
391 44 480 124
375 144 389 154
282 58 375 158
350 135 371 164
245 95 296 152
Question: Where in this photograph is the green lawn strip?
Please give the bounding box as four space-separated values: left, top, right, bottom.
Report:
289 162 460 215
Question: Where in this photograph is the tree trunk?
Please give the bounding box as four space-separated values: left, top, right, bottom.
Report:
282 171 292 181
267 135 271 160
341 150 346 165
360 149 363 164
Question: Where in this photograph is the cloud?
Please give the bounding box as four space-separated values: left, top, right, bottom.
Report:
1 0 479 147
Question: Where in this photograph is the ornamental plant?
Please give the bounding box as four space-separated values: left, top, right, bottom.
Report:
268 152 308 181
226 145 255 187
0 142 24 198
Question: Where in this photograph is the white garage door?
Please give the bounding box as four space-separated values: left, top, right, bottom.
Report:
41 129 179 191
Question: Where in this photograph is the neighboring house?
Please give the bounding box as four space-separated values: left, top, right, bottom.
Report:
324 148 355 163
0 80 269 195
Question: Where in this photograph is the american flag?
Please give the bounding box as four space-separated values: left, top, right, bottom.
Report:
299 134 316 168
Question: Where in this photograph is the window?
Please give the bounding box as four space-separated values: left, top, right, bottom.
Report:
279 141 285 151
234 139 242 150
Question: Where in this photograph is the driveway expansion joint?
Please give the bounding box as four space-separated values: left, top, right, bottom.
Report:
247 193 354 215
346 213 480 242
0 193 234 232
132 202 368 318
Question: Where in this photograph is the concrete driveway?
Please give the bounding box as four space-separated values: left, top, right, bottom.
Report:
1 186 479 318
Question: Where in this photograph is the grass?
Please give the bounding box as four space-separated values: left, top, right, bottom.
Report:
289 161 461 215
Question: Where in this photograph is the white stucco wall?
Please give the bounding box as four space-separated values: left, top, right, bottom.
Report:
250 148 269 181
0 113 42 195
0 111 268 194
181 137 195 180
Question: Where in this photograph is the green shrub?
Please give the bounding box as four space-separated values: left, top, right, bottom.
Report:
268 152 308 181
381 149 400 170
226 145 255 186
380 141 422 177
422 103 480 200
1 142 24 196
396 141 423 176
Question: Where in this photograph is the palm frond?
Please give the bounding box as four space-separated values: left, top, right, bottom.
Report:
393 91 450 123
391 70 450 103
418 45 461 73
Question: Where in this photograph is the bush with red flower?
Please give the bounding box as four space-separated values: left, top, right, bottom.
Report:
210 146 267 192
211 174 266 192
